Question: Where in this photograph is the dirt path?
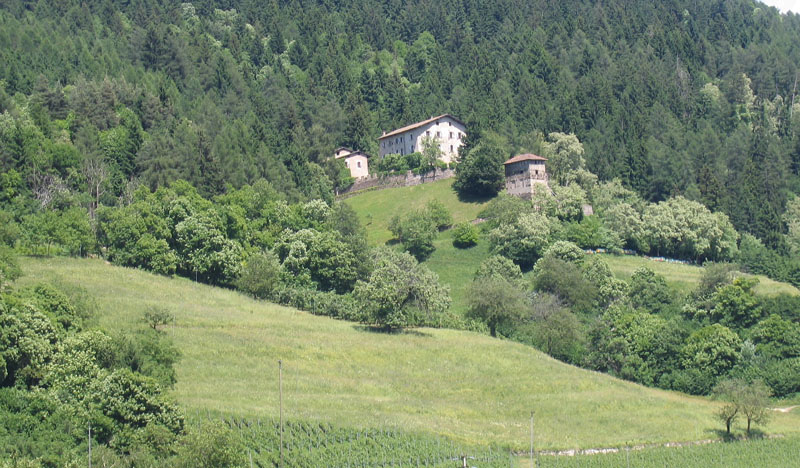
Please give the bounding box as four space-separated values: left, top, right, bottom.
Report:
534 439 719 457
772 405 798 413
528 434 788 457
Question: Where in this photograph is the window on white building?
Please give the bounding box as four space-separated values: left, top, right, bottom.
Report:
357 161 361 168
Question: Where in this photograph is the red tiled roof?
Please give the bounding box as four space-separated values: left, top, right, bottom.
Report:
503 153 547 165
378 114 465 140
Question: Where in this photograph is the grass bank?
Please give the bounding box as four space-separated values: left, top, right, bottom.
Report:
18 257 800 451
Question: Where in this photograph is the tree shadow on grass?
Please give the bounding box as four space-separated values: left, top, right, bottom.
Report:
710 428 769 442
455 190 494 205
352 324 433 337
710 429 738 442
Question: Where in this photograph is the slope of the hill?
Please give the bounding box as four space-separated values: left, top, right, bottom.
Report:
345 180 799 314
18 257 800 451
344 178 492 245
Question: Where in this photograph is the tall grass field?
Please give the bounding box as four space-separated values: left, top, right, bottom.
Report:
18 257 800 454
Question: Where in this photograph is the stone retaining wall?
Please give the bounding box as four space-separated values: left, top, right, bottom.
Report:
336 168 455 198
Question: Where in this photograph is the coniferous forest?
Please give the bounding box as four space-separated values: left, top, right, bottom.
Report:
2 0 800 465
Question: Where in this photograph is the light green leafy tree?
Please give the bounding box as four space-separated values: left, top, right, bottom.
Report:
235 250 283 299
525 293 585 363
424 199 452 230
714 378 771 436
174 214 243 285
541 132 587 187
452 222 479 248
466 277 528 337
603 202 647 251
628 267 673 314
582 256 629 308
353 248 450 330
420 135 442 174
488 211 553 268
0 299 57 386
784 195 800 256
541 240 584 264
388 210 438 260
591 179 646 214
551 183 587 221
273 229 358 293
474 255 525 288
642 196 738 261
750 314 800 360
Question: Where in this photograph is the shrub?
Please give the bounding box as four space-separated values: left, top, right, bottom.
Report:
235 250 282 299
389 211 438 260
452 222 478 248
488 212 552 268
353 248 450 330
532 256 597 313
425 199 452 230
541 240 584 264
271 287 363 322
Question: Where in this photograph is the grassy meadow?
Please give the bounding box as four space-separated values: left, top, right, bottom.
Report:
598 254 800 297
17 257 800 453
343 178 491 245
345 181 799 309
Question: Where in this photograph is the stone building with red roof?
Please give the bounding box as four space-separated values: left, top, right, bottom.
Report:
378 114 466 163
503 153 549 199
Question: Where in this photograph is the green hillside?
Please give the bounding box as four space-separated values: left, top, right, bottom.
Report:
344 178 492 245
600 254 800 297
345 180 800 308
18 257 800 451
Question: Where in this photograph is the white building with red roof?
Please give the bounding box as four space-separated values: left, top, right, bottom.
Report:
503 153 548 199
378 114 466 163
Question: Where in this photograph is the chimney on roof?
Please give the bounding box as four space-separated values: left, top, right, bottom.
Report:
382 130 386 136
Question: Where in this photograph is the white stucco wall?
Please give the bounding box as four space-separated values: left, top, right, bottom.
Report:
343 154 369 178
379 116 466 163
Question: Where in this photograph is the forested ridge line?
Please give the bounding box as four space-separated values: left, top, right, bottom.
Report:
1 0 799 248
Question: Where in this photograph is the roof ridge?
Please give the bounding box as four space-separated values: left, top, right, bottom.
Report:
503 153 548 164
378 114 464 140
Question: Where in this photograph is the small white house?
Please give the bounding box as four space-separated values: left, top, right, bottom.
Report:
334 147 370 179
378 114 466 164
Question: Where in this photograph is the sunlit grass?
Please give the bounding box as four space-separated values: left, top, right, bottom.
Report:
344 178 491 245
18 257 800 451
598 254 799 297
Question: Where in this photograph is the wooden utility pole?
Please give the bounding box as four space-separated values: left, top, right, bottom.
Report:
279 360 284 468
530 411 535 468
